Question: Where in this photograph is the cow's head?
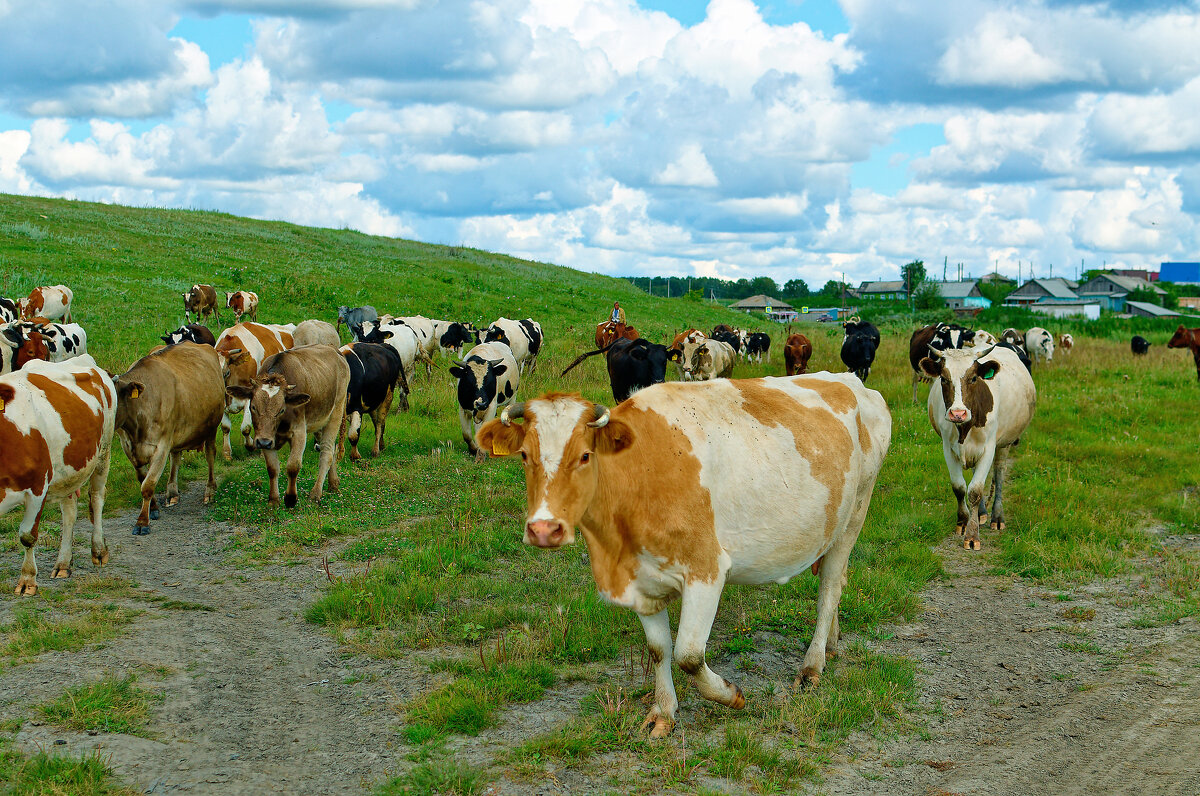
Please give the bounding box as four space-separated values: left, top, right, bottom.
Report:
688 345 714 381
484 325 509 347
477 396 634 548
1168 325 1193 349
15 332 49 367
920 347 1000 426
450 356 507 414
357 320 381 344
227 374 309 449
217 348 256 410
161 326 190 346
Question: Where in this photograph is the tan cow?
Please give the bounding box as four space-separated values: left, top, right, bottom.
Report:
1 355 116 594
215 322 294 459
19 285 74 322
114 343 226 535
668 329 706 381
478 375 891 736
228 345 349 507
784 333 812 376
684 339 735 381
920 345 1036 550
183 284 220 325
225 290 259 323
292 319 340 347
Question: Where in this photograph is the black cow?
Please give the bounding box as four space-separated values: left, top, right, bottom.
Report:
840 319 880 382
337 305 378 340
996 340 1033 373
745 332 770 364
0 297 16 323
1131 335 1151 355
161 324 217 347
712 330 740 355
438 322 479 355
340 342 408 459
562 338 681 403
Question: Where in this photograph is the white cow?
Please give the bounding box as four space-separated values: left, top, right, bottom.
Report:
1024 327 1054 363
483 318 543 374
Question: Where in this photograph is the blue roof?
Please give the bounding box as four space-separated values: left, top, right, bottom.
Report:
1160 262 1200 282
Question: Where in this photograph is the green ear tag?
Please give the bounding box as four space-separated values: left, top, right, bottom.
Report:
982 367 996 380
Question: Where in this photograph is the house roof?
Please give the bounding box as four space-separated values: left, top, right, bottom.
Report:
1125 300 1179 317
1094 273 1167 295
857 280 907 293
1013 278 1079 299
931 280 980 298
730 294 793 310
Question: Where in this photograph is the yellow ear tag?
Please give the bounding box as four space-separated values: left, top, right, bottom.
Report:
130 387 140 399
0 397 5 411
491 438 511 456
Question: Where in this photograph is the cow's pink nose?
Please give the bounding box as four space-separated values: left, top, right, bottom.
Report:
525 519 567 548
947 409 969 423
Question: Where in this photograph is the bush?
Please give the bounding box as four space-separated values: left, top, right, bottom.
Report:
913 281 943 311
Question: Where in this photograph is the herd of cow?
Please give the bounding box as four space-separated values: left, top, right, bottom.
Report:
3 280 1199 740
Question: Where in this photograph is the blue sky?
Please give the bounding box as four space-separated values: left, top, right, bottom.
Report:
2 0 1199 288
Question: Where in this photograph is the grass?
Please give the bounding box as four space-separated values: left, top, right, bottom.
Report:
37 676 159 738
0 736 138 796
1 194 1197 792
374 759 485 796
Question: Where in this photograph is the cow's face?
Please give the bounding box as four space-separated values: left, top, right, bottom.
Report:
229 375 309 449
450 357 505 414
484 326 509 347
624 342 674 386
688 346 713 381
477 396 633 549
920 348 1000 426
1168 325 1193 349
162 326 189 345
15 333 49 367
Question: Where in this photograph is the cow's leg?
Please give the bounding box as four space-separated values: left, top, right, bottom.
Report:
15 497 46 595
373 389 394 456
675 572 744 711
52 496 78 579
460 407 478 458
346 411 362 461
134 444 171 534
286 431 306 508
638 609 679 739
990 445 1012 530
472 406 497 463
88 446 111 566
165 450 183 507
264 448 282 506
203 433 217 504
963 446 996 551
942 442 969 534
311 413 341 502
912 372 920 403
220 413 233 461
240 409 255 452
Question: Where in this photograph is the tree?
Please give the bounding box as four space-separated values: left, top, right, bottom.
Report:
818 280 848 300
913 280 943 310
783 278 810 298
901 260 926 296
749 276 779 297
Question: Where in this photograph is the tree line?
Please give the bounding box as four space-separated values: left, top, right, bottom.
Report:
622 275 851 303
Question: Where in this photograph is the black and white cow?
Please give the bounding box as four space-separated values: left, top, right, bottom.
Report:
357 319 422 402
450 341 520 461
432 320 480 356
484 317 543 374
840 319 881 382
0 297 17 324
17 322 87 362
711 329 741 357
561 337 682 403
909 323 974 402
745 332 770 364
337 305 378 340
161 324 217 347
340 342 409 459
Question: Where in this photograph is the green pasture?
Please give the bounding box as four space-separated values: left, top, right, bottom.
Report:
1 193 1197 792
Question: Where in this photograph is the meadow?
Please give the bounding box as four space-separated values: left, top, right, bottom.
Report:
1 193 1197 794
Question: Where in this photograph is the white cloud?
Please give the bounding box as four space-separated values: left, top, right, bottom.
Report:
937 13 1081 89
653 143 719 187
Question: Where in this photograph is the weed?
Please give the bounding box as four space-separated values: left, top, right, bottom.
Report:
37 676 159 737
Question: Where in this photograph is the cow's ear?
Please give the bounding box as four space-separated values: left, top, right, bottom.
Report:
594 418 634 455
630 345 648 360
160 335 172 344
119 381 146 400
476 418 524 457
919 357 942 378
285 392 310 406
491 364 507 377
0 383 14 410
226 385 254 400
449 366 465 379
977 361 1000 380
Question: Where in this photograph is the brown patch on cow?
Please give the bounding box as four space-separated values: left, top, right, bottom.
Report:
26 374 103 471
73 371 113 409
0 387 52 496
24 288 46 318
856 414 872 454
244 322 288 353
801 378 857 415
733 380 853 541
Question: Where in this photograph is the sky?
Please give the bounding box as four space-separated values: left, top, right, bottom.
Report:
2 0 1199 289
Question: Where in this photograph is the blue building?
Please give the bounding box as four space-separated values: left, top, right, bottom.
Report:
1160 262 1200 284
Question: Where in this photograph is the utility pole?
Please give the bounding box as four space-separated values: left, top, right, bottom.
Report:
943 256 947 281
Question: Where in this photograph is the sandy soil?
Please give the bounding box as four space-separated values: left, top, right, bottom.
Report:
2 491 1197 795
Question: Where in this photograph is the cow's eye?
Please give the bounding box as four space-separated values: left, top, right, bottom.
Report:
579 452 591 465
519 450 527 462
970 376 977 384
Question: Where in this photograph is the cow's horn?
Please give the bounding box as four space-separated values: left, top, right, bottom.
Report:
976 344 996 358
452 359 468 368
500 403 525 426
588 404 610 428
927 345 944 359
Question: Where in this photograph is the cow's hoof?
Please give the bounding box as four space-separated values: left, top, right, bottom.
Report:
222 453 232 463
978 512 989 525
166 496 180 508
92 550 109 566
51 566 71 579
149 508 160 520
132 525 151 536
641 710 675 739
726 681 746 710
964 538 981 551
14 580 37 596
796 666 821 691
954 523 965 535
991 521 1006 530
284 494 298 509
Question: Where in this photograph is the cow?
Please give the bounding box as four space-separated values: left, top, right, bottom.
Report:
595 321 638 349
1167 325 1200 380
356 319 421 406
449 342 520 462
909 323 973 402
711 324 735 337
432 320 479 356
215 322 294 459
999 328 1024 347
114 343 225 535
18 285 74 323
970 330 998 347
1 356 116 594
736 328 750 359
14 322 88 366
227 345 350 507
0 324 20 374
1024 327 1054 363
920 345 1036 551
685 340 736 381
1131 335 1152 355
161 324 216 347
671 330 707 381
484 318 543 374
711 329 741 357
745 333 770 364
182 284 220 325
477 376 891 735
0 297 17 323
339 343 408 460
562 338 681 403
997 341 1033 373
1058 333 1074 354
292 319 340 348
784 333 812 376
225 290 259 323
337 305 378 340
841 319 880 383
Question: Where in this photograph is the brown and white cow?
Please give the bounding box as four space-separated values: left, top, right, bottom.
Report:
1 356 116 594
595 321 638 349
215 322 295 459
225 290 259 323
12 323 88 368
115 343 226 535
227 345 350 508
19 285 74 323
668 329 706 381
1058 333 1073 354
478 376 891 736
684 339 735 381
1167 325 1200 380
784 333 813 376
920 345 1036 550
183 284 220 324
292 319 340 347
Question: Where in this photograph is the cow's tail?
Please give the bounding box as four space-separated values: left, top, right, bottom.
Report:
561 343 613 376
